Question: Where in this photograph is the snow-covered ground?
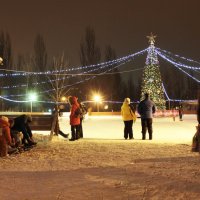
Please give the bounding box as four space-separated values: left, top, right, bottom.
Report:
1 114 199 200
58 113 197 144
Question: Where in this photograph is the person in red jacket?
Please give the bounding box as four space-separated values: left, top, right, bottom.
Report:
0 116 13 157
68 96 80 141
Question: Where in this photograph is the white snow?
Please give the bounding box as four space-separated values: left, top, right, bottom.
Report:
36 113 197 144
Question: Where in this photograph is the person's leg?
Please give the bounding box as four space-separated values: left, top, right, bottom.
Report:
128 120 133 139
0 140 7 157
75 125 80 140
58 130 69 138
26 124 32 138
147 118 153 140
124 121 128 139
79 118 83 138
70 125 76 140
19 125 31 145
141 119 147 140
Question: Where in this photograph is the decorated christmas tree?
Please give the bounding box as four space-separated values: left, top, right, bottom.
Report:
140 33 166 110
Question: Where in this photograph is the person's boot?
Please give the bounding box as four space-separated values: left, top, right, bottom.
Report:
142 133 146 140
27 138 37 146
149 133 152 140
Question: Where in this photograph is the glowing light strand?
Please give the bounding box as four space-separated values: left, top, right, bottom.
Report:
155 49 200 70
3 58 134 99
157 49 200 82
0 48 147 89
156 47 200 65
0 48 148 76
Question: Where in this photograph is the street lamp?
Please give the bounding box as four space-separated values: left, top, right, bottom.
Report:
93 94 101 112
28 93 37 113
61 96 67 102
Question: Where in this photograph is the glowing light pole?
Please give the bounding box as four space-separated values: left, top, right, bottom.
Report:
93 94 101 112
28 93 37 113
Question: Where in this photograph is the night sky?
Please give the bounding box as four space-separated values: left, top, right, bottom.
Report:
0 0 200 66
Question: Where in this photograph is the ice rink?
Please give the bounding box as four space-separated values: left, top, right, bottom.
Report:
57 113 197 144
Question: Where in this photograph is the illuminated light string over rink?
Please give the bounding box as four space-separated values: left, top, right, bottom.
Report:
0 45 199 104
0 48 147 91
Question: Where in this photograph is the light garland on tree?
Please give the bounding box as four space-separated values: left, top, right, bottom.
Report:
141 33 166 110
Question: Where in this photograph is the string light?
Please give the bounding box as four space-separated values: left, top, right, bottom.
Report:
0 45 199 104
0 48 148 77
155 48 200 70
156 47 200 65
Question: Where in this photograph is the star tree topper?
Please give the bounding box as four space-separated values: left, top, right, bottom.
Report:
146 32 157 45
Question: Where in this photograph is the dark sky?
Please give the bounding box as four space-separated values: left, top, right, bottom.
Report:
1 0 200 66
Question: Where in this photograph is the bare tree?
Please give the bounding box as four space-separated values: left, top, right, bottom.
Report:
43 54 74 138
45 53 72 104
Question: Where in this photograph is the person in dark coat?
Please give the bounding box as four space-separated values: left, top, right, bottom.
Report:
178 105 183 121
78 102 87 138
137 93 156 140
11 115 37 146
68 96 80 141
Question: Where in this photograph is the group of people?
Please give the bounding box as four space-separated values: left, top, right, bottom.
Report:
121 93 156 140
67 93 156 141
0 114 37 157
0 93 156 156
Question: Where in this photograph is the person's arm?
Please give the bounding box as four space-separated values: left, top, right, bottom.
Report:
137 103 141 115
152 104 156 114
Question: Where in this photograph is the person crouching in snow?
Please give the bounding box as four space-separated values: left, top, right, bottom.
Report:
0 116 13 157
11 115 37 147
68 96 80 141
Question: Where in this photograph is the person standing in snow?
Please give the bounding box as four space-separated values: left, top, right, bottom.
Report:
137 93 156 140
68 96 80 141
121 98 136 140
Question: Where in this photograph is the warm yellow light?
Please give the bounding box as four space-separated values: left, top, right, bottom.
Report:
93 95 101 102
104 105 108 110
61 96 66 102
